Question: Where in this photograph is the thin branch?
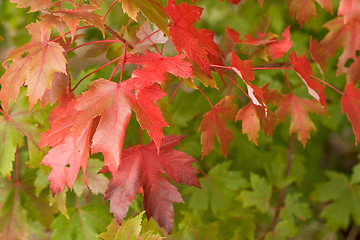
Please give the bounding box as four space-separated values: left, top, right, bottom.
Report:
71 55 123 91
195 84 213 108
119 43 128 82
66 40 122 52
103 0 118 21
259 134 296 240
169 80 183 104
104 24 134 50
311 75 344 95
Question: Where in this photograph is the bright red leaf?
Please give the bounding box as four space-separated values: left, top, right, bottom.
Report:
276 94 327 146
227 27 292 60
42 122 91 194
289 0 332 27
310 17 360 78
341 81 360 145
198 96 237 158
267 26 292 59
338 0 360 24
165 0 221 75
230 52 254 81
104 135 200 234
126 52 192 90
73 79 167 176
290 51 326 107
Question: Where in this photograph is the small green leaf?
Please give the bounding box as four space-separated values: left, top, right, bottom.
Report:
98 212 163 240
312 171 360 230
240 173 272 213
51 204 111 240
189 161 247 214
264 220 298 240
280 193 312 222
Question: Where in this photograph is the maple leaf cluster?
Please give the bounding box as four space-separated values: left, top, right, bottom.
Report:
1 0 360 236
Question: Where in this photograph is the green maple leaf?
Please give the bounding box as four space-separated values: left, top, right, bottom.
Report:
264 220 298 240
312 171 360 230
0 176 57 239
98 211 163 240
189 161 247 214
51 204 112 240
0 88 49 177
280 193 312 222
240 173 272 213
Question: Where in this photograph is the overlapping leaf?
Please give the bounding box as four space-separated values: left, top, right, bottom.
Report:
99 212 163 240
227 26 292 60
290 51 326 107
0 88 49 176
119 0 169 34
73 79 168 176
311 17 360 78
276 94 326 146
165 0 221 75
40 5 105 41
198 96 237 158
341 81 360 145
104 135 200 234
126 52 192 90
0 22 67 109
289 0 332 27
51 204 112 240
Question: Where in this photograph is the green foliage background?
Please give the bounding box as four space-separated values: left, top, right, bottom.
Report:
0 0 359 239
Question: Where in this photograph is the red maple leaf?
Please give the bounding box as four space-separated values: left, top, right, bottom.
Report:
164 0 221 75
341 81 360 145
126 52 192 90
290 51 326 107
236 85 283 145
41 122 91 194
289 0 332 27
40 5 105 42
227 27 292 60
0 22 67 110
72 79 168 176
266 26 292 59
40 92 93 194
198 96 237 158
39 92 78 149
276 94 327 146
104 135 200 234
310 17 360 80
338 0 360 24
236 102 262 145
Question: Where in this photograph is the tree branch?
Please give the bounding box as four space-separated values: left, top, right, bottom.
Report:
104 24 134 50
260 134 296 240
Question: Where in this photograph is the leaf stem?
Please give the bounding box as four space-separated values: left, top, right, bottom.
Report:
119 43 128 82
103 0 118 21
71 55 123 91
16 148 19 183
311 75 344 95
259 134 295 240
51 26 92 43
223 72 251 99
104 24 134 50
169 80 182 104
66 40 122 52
195 84 213 108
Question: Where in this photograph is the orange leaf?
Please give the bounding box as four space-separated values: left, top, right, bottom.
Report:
276 94 326 146
198 96 237 158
